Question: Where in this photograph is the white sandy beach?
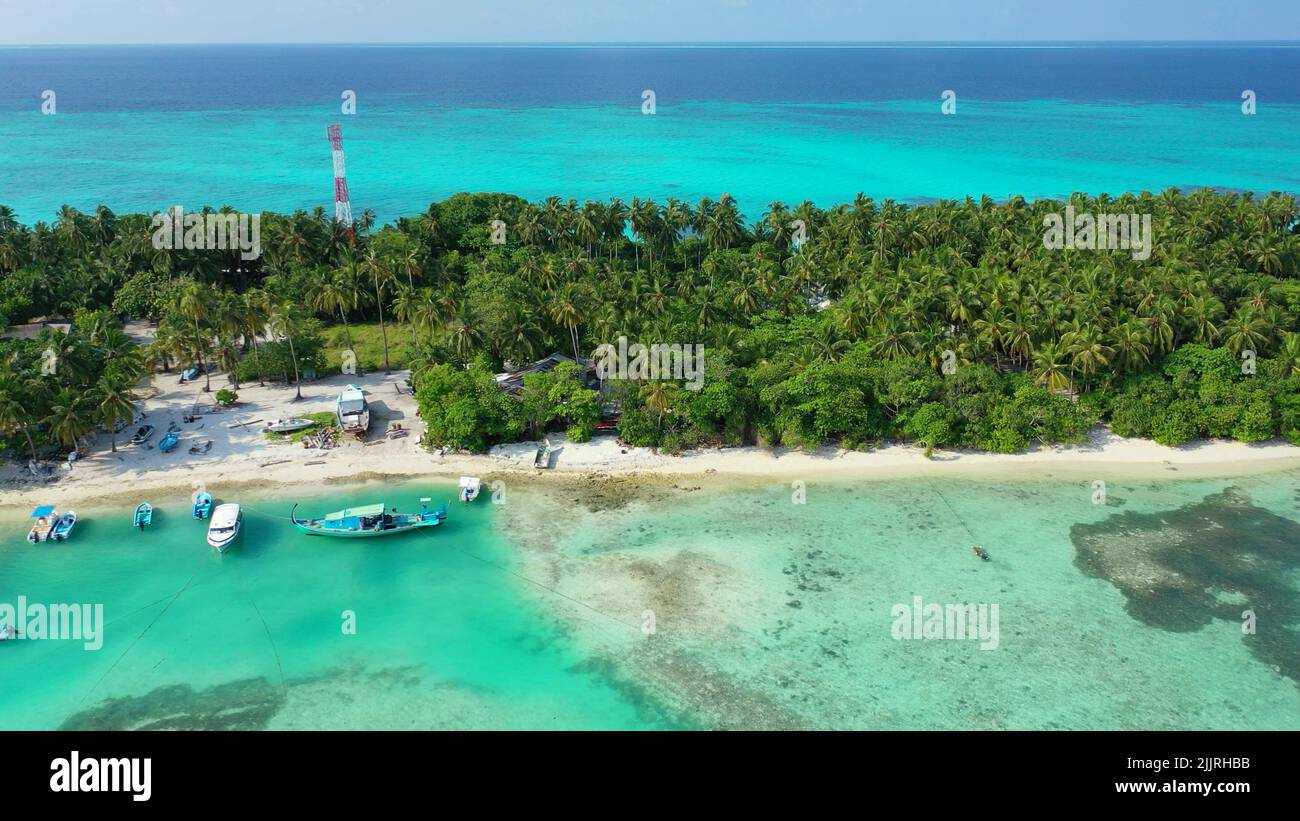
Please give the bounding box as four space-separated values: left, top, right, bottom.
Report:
2 368 1298 511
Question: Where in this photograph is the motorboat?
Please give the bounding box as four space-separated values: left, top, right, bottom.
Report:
206 503 242 553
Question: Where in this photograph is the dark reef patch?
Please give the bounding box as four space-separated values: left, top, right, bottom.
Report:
1071 486 1300 684
60 677 285 730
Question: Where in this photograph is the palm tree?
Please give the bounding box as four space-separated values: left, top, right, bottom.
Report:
365 251 395 373
214 336 243 390
307 271 361 373
445 305 483 360
1223 309 1269 356
548 285 585 361
643 381 673 433
1275 331 1300 377
269 302 306 401
45 389 95 453
175 280 213 391
0 377 40 463
95 376 138 452
1032 341 1072 393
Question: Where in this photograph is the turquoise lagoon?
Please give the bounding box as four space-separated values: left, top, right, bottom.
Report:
1 469 1297 730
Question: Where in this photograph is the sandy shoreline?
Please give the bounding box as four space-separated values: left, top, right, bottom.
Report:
2 369 1298 512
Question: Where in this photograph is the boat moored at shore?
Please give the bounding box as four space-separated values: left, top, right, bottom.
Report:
459 477 482 502
192 492 213 520
291 499 447 538
206 504 242 552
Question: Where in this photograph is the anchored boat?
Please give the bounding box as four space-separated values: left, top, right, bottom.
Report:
192 491 214 520
206 503 242 553
291 499 447 538
27 505 58 543
335 385 370 434
459 476 482 503
134 502 154 529
50 511 76 542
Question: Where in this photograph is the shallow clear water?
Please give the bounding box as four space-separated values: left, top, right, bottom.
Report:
504 469 1300 729
2 469 1297 730
0 481 678 730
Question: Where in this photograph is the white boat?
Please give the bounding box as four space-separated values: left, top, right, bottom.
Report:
265 417 315 433
459 476 482 503
0 623 14 641
206 503 242 553
335 386 370 433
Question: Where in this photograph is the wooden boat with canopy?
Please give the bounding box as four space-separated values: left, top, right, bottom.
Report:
290 499 447 538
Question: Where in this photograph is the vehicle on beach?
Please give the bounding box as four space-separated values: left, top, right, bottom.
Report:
290 498 447 538
335 385 370 434
265 417 314 433
192 491 214 520
130 425 154 444
134 503 153 529
459 476 482 503
206 504 242 552
158 431 180 452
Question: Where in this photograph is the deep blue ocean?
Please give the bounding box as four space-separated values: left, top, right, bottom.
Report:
0 44 1297 222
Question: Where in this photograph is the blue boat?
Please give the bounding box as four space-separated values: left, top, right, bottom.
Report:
159 431 179 452
192 491 213 520
134 502 153 529
290 499 447 538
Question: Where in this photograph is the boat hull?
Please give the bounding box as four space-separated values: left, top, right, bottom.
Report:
293 519 443 538
266 418 314 433
49 512 77 542
206 504 242 552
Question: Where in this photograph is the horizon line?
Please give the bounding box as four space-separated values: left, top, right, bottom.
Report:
3 39 1300 48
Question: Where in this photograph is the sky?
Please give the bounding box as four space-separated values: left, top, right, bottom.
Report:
0 0 1296 45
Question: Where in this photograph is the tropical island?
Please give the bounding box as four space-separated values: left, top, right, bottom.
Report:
1 189 1298 498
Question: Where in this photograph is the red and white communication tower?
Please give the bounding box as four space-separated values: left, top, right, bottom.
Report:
326 124 355 242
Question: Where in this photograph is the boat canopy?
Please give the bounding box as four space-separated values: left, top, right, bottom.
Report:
210 504 240 529
31 504 55 518
321 503 386 520
459 477 481 489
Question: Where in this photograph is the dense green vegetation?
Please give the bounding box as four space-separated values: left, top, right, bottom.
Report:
1 188 1297 460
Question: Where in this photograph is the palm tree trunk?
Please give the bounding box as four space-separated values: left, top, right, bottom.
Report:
249 333 265 386
194 318 211 392
23 425 38 464
338 309 361 375
288 337 302 400
374 280 391 373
